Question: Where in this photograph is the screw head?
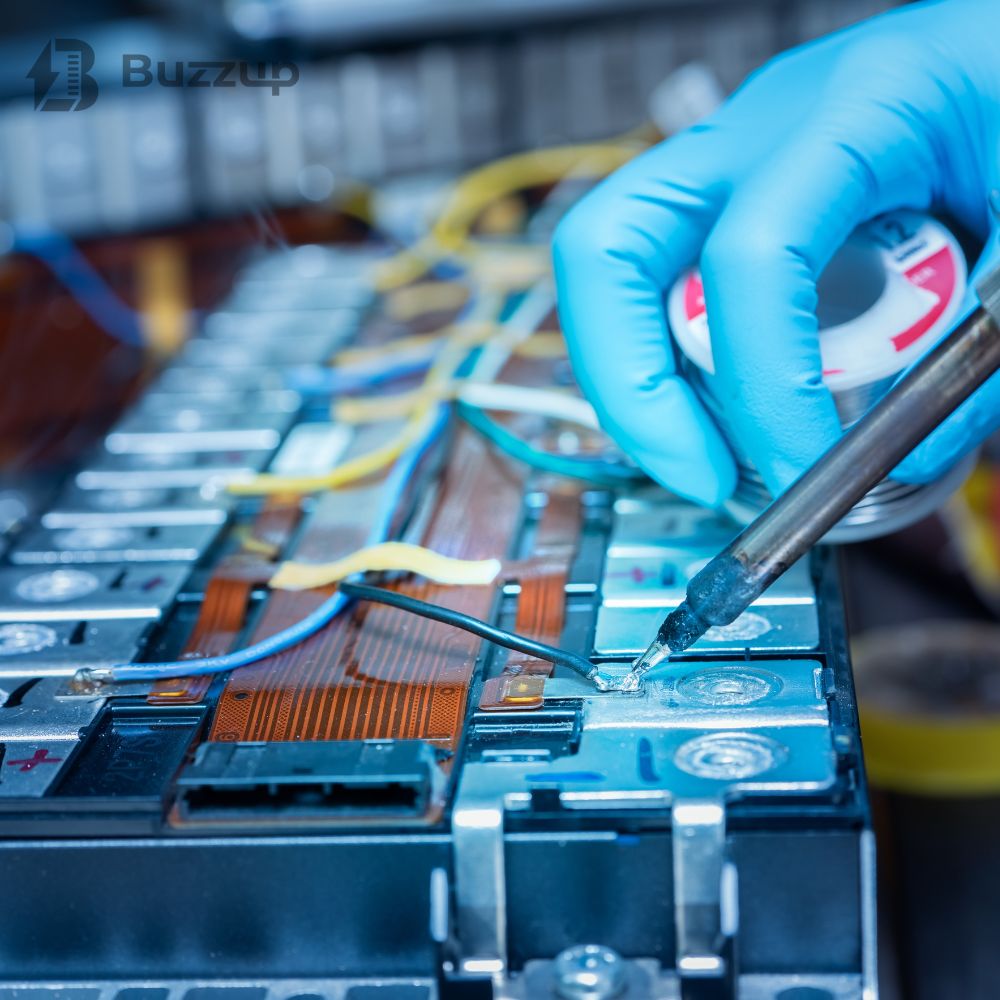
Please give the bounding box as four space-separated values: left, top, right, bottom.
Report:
553 944 626 1000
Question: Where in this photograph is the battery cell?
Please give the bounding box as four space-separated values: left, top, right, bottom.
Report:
43 483 229 528
552 658 830 729
76 448 273 490
594 602 820 656
0 618 151 676
9 521 222 564
0 678 108 798
600 553 813 607
608 497 742 555
133 388 301 419
105 410 295 454
0 564 192 621
152 366 291 395
596 492 819 653
202 307 361 343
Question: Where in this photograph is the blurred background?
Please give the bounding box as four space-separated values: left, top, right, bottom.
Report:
0 0 893 236
5 2 1000 998
0 0 899 469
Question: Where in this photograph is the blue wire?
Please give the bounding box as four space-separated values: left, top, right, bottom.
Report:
12 228 145 348
285 356 433 397
110 403 451 681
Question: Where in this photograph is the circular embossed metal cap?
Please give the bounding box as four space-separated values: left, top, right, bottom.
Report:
15 569 100 603
676 667 781 706
0 623 59 656
674 732 788 781
52 527 134 551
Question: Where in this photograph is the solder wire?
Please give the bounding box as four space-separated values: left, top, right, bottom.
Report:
456 382 600 430
338 381 600 431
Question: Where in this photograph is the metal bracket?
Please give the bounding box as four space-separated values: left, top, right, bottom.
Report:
451 792 508 983
860 829 878 1000
673 798 737 999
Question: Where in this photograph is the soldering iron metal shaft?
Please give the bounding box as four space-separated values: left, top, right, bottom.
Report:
628 266 1000 687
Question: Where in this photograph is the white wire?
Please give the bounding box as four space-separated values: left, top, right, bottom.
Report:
458 382 600 430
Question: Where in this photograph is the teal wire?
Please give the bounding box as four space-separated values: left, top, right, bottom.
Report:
456 401 645 487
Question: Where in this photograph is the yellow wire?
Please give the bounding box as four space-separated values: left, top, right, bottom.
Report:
373 142 641 292
241 535 281 559
332 321 496 367
270 541 501 591
513 331 567 360
335 384 453 425
135 238 190 358
229 409 430 496
333 333 441 367
385 281 470 321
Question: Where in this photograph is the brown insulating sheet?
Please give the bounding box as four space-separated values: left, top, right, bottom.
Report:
209 429 530 748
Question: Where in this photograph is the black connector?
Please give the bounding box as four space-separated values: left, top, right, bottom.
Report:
175 739 436 821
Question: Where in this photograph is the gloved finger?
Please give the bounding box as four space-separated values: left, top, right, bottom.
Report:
893 231 1000 483
700 101 937 497
552 132 738 506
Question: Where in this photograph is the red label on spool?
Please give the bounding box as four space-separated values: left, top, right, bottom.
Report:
684 274 705 320
893 247 956 352
670 212 966 390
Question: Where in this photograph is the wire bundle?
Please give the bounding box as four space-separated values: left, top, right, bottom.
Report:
103 401 452 682
100 140 647 686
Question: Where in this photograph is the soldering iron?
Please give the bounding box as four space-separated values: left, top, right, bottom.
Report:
620 263 1000 691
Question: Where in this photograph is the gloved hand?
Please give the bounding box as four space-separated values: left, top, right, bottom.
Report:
552 0 1000 506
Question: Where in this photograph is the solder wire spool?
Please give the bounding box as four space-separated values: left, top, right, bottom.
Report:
667 210 972 542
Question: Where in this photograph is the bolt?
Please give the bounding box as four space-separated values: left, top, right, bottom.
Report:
553 944 626 1000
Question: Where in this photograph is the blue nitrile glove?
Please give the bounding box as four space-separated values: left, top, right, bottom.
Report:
552 0 1000 506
